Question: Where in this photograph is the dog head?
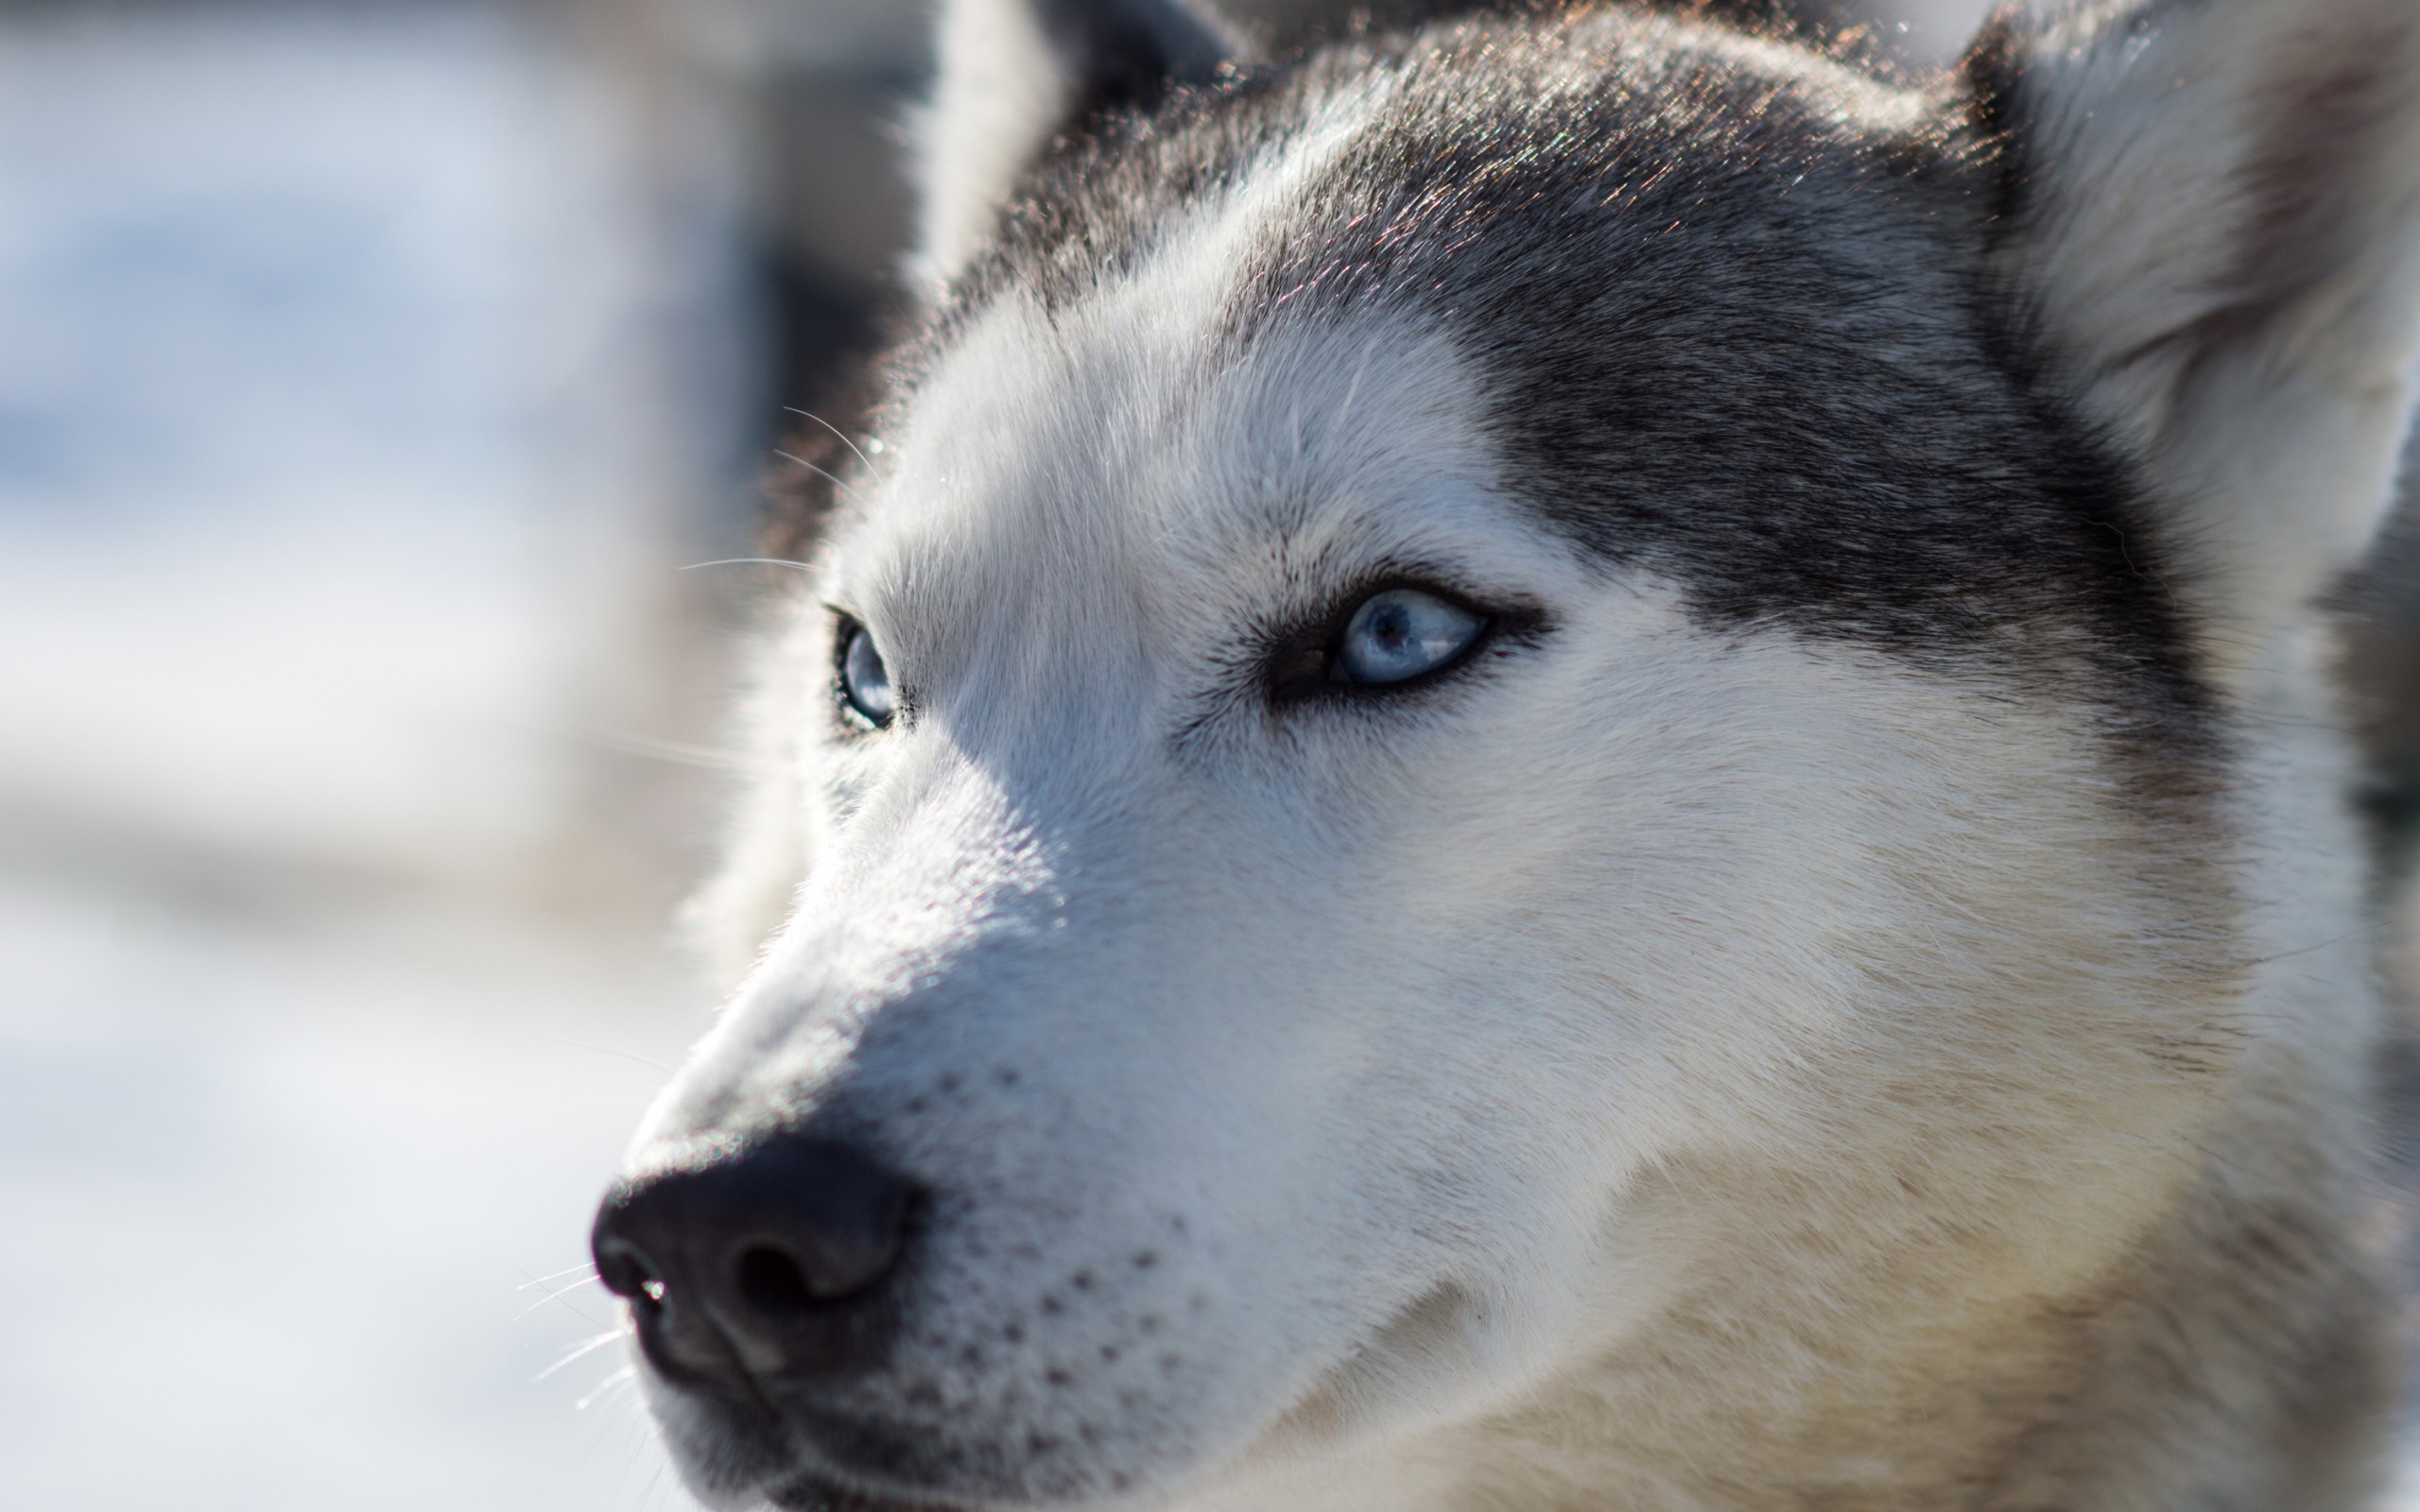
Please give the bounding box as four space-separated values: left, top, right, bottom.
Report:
596 2 2420 1507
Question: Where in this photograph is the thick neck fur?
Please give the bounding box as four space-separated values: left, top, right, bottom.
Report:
1186 676 2394 1512
1187 1031 2392 1512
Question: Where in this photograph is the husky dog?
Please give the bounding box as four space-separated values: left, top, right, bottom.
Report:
589 0 2420 1506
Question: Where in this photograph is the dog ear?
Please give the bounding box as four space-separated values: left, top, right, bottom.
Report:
914 0 1248 294
1968 0 2420 692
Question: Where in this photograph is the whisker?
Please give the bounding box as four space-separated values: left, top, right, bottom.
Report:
520 1262 601 1291
784 406 877 473
515 1287 604 1324
582 729 776 775
612 1418 653 1504
517 1267 603 1301
680 557 814 573
549 1038 675 1074
774 449 869 508
578 1364 638 1411
538 1328 631 1383
516 1264 612 1328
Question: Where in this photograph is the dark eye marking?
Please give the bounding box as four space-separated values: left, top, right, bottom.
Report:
1265 580 1526 705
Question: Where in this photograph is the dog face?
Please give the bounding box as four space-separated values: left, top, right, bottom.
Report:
600 3 2420 1508
636 313 2221 1509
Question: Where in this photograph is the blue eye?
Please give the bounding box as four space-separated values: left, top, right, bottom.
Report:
838 622 894 727
1335 588 1486 685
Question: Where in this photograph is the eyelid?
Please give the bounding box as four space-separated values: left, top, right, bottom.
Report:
1308 572 1487 642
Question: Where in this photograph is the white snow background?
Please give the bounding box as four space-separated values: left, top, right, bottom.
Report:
0 4 752 1506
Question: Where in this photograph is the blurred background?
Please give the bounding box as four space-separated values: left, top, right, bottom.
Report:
0 2 2411 1508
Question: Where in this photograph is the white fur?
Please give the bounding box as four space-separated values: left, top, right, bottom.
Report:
1990 0 2420 695
659 294 2245 1505
912 0 1249 295
914 0 1075 292
625 1 2420 1507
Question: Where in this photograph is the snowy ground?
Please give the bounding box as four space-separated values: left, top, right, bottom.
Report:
0 868 702 1510
0 5 737 1505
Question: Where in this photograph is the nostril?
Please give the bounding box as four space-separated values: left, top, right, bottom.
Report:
736 1245 818 1316
593 1236 667 1314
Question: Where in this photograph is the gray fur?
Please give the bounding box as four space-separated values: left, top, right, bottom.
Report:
913 9 2215 757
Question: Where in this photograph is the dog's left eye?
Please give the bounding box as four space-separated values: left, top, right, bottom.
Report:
1335 587 1486 685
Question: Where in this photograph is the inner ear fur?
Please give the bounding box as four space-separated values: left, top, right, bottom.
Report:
1971 0 2420 694
914 0 1249 295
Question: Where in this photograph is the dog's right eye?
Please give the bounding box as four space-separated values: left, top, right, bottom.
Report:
1334 587 1486 686
838 621 895 729
1266 583 1497 703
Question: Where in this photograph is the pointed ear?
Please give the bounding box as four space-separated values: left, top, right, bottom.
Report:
912 0 1248 294
1970 0 2420 691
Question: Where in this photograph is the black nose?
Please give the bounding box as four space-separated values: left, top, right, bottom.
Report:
591 1134 919 1388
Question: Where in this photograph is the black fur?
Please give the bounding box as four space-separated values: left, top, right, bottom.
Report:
1033 0 1244 124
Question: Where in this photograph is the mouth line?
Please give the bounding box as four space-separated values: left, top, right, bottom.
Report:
765 1464 986 1512
1254 1280 1478 1453
656 1270 1474 1512
757 1289 1466 1511
705 1396 1018 1512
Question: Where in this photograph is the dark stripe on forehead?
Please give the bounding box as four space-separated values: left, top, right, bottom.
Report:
904 4 2218 763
